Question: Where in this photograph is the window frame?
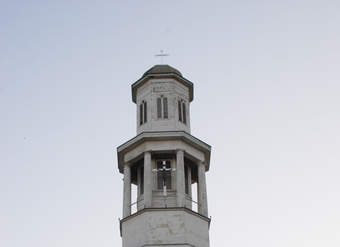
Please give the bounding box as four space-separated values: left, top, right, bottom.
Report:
156 96 168 119
139 100 147 125
178 99 187 124
143 101 147 123
139 103 143 125
178 100 182 122
182 102 186 124
157 98 162 118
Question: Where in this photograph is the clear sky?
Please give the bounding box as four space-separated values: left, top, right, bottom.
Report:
1 1 340 246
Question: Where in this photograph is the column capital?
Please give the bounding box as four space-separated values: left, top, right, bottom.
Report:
124 162 132 168
198 160 206 171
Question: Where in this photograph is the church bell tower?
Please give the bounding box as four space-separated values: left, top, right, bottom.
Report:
117 65 212 247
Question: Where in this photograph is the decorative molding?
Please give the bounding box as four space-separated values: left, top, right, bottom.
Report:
153 85 170 93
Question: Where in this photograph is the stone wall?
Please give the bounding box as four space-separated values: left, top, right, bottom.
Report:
136 78 191 134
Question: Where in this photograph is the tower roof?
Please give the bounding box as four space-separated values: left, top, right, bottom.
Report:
142 64 182 77
132 64 194 103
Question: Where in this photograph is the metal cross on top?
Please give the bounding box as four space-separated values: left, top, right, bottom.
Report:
153 160 176 196
155 50 169 64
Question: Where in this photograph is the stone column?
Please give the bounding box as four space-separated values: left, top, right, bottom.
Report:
176 150 185 207
144 151 152 208
123 164 131 218
187 165 192 209
198 161 208 217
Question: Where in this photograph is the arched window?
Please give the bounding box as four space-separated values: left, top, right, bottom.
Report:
182 102 186 124
178 100 182 122
157 96 168 119
163 97 168 119
139 100 147 125
143 101 147 123
139 104 143 125
178 99 187 124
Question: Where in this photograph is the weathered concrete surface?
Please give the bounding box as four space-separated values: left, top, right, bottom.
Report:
121 209 210 247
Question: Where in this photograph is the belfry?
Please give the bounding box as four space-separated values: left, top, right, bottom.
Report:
117 65 212 247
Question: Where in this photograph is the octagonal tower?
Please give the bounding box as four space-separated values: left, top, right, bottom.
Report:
117 65 211 247
132 65 193 134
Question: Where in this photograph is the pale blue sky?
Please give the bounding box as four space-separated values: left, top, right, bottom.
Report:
1 1 340 246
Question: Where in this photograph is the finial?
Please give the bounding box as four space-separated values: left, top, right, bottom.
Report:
155 50 169 64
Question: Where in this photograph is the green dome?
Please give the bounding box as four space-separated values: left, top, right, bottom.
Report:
143 65 182 77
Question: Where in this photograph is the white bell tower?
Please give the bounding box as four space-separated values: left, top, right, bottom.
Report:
117 65 212 247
